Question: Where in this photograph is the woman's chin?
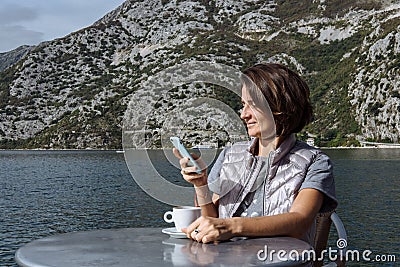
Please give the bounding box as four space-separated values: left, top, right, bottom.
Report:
247 131 260 138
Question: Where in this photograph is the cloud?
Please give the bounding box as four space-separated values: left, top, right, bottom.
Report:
0 0 125 52
0 25 43 52
0 3 38 24
0 3 43 51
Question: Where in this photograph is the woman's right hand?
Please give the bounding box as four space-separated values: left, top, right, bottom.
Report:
173 148 208 187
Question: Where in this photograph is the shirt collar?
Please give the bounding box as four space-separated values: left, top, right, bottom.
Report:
270 134 297 164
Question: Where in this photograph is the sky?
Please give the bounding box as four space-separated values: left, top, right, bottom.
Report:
0 0 126 53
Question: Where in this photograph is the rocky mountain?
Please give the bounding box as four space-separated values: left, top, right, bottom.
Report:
0 45 33 72
0 0 399 149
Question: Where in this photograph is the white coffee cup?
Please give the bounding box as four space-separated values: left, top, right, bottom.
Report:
163 206 201 232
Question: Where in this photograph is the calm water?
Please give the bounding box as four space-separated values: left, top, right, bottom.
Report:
1 149 399 266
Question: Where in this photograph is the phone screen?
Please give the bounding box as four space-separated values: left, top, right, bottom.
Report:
170 136 202 174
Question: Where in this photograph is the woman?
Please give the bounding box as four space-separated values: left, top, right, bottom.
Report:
173 63 337 245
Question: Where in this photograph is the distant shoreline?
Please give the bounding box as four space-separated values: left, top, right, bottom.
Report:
321 146 400 149
0 148 122 151
1 146 400 151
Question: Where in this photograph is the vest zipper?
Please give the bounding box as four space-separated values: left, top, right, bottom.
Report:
262 154 272 216
229 156 259 216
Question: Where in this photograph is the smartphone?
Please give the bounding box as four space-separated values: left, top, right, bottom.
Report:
170 136 202 174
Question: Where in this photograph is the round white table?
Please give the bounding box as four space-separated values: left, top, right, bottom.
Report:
15 228 313 266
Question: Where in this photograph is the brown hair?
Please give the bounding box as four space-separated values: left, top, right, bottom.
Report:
242 63 313 137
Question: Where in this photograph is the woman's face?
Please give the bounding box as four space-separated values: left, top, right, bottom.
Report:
240 87 275 140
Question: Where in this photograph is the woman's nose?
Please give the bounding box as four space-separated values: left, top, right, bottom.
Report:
240 105 250 120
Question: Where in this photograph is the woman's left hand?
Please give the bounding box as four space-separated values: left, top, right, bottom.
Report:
182 216 236 243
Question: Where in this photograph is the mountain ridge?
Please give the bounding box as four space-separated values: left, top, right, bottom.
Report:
0 0 399 149
0 45 34 71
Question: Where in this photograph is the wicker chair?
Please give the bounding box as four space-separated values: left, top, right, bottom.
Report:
314 211 347 267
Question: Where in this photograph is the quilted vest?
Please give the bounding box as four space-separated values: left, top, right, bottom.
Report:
215 134 321 220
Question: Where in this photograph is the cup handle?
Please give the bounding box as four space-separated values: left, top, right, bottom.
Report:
163 211 173 223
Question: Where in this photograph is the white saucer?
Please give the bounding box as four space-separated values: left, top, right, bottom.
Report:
162 227 188 239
